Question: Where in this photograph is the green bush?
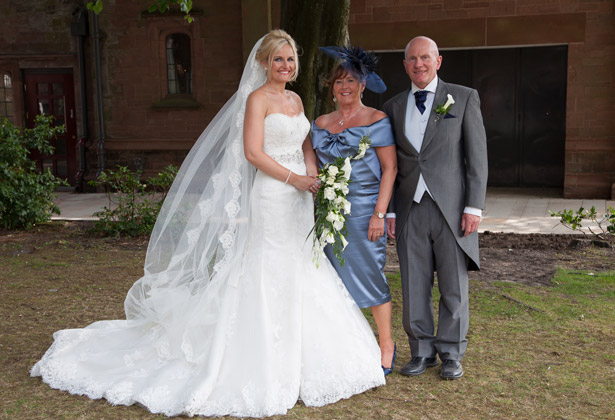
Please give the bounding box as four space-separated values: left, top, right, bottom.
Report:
550 206 615 244
0 116 67 230
89 165 178 237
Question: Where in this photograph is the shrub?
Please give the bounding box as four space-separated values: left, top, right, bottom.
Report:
89 165 178 237
550 206 615 244
0 116 67 230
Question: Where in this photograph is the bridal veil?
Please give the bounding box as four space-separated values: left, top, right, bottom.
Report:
124 37 266 331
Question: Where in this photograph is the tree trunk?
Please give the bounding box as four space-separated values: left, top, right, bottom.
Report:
280 0 349 121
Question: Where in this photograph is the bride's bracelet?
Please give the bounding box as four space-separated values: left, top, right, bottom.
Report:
284 169 292 184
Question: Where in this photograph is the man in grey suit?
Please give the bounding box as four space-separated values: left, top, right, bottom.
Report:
383 36 488 379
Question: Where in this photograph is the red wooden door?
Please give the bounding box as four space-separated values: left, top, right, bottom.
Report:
24 72 77 186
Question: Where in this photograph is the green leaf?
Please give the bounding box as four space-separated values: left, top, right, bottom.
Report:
87 0 103 14
0 117 67 229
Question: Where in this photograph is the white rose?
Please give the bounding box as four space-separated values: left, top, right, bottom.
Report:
444 94 455 109
342 184 349 195
334 196 344 205
327 165 339 176
333 219 344 231
343 199 351 214
326 211 336 222
326 176 335 185
323 187 336 201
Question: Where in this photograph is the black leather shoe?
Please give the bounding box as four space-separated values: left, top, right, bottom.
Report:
400 356 439 376
440 359 463 379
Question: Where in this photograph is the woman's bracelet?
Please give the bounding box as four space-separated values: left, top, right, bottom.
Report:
284 169 292 184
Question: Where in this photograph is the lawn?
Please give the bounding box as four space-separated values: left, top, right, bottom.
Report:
1 223 614 419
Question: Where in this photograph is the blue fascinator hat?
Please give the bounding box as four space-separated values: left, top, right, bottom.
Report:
319 46 387 93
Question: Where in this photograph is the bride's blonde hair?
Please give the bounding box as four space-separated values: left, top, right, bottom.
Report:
256 29 299 82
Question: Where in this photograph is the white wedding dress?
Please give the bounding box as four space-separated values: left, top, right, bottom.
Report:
31 112 385 418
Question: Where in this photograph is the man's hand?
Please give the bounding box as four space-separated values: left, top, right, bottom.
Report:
461 213 480 236
386 218 396 239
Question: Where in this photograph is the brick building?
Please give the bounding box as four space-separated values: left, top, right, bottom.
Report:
0 0 613 198
0 0 252 190
349 0 614 198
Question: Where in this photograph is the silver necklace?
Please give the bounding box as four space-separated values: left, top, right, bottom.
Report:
337 106 364 126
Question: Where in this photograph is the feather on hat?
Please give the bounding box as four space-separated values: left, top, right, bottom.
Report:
319 46 387 93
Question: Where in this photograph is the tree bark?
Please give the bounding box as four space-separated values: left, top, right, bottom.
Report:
280 0 350 121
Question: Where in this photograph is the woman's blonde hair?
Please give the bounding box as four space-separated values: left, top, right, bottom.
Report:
256 29 299 82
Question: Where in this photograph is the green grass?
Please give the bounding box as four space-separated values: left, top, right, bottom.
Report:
1 226 614 419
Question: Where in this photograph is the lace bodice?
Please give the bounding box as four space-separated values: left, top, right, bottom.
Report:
263 113 310 164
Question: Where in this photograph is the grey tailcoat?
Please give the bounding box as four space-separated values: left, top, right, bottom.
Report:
383 80 488 269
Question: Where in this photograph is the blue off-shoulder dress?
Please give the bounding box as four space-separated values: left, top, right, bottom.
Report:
311 117 395 308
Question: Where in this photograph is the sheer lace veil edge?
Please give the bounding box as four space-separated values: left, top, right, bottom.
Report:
123 36 267 321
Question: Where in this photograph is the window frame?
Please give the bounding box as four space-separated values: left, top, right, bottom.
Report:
165 33 193 95
0 72 14 122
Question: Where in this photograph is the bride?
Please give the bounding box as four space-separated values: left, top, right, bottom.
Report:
31 29 386 418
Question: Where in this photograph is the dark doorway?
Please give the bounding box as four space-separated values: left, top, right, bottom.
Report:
364 45 567 188
24 70 78 186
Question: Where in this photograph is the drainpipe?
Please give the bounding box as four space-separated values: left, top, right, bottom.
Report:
71 7 89 191
91 10 106 177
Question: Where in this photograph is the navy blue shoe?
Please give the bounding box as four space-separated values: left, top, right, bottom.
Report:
382 343 397 376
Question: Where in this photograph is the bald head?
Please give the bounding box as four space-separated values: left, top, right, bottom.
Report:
403 36 442 89
404 36 439 60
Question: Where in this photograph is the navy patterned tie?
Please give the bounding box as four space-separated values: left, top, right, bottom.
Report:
414 90 428 114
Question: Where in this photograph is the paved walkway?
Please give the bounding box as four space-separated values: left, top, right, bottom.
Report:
480 188 613 234
52 188 614 235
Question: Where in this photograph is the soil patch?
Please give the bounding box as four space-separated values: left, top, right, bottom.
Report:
386 232 615 287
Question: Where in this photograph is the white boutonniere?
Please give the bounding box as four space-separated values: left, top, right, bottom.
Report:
434 93 455 120
310 134 372 266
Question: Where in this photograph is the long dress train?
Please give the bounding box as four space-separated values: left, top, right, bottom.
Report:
31 112 385 418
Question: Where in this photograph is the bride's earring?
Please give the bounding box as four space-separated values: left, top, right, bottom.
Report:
360 92 364 99
332 96 337 103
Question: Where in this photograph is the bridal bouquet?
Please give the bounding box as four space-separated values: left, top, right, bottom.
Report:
311 135 371 266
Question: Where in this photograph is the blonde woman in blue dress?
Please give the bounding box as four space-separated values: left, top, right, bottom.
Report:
311 47 398 375
31 30 385 418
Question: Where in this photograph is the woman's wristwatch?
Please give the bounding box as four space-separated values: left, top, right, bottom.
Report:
373 210 385 219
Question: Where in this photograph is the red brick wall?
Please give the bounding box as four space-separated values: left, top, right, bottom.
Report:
0 0 81 130
349 0 615 199
0 0 243 180
97 0 243 177
2 1 612 197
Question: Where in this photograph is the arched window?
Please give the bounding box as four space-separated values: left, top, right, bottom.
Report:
0 73 13 122
166 33 192 94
